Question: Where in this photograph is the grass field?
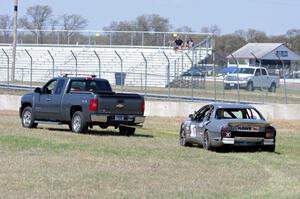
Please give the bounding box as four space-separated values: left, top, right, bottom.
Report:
0 111 299 198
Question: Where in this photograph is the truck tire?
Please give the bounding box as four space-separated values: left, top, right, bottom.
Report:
21 107 38 128
268 83 276 93
71 111 88 133
119 126 135 136
247 82 254 91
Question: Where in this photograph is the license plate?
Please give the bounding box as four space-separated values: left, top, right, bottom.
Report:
115 115 133 121
230 83 235 87
237 126 260 132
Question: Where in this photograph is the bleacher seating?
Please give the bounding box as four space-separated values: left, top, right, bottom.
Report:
0 44 212 87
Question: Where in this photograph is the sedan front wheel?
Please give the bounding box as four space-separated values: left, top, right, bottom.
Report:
179 128 189 147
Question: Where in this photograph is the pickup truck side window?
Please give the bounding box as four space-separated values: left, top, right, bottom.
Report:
262 69 267 75
255 69 261 76
68 80 112 93
43 80 57 94
54 79 65 95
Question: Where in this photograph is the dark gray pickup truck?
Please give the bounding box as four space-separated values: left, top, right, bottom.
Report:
19 75 145 135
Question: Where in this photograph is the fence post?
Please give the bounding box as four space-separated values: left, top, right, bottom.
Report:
213 49 217 102
2 49 10 86
185 53 194 100
94 50 101 78
163 51 170 99
251 52 265 104
70 50 77 76
25 49 33 88
47 50 55 78
230 54 240 103
275 53 288 104
115 50 123 92
141 52 147 95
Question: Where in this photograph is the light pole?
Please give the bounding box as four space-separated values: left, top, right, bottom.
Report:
12 0 18 81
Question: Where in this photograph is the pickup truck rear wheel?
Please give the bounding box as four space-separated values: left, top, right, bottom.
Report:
21 107 38 128
71 111 88 134
268 83 276 92
119 126 135 136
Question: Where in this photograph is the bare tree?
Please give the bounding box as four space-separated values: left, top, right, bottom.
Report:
201 25 221 36
19 5 53 43
0 14 12 42
61 14 88 44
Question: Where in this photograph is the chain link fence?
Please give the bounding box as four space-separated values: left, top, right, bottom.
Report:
0 31 299 104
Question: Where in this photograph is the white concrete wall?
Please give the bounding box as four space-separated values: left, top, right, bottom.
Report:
145 100 300 120
1 94 300 120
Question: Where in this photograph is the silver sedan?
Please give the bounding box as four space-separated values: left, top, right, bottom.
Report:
179 103 276 152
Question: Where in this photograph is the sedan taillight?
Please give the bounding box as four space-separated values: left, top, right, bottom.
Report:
221 125 231 138
265 126 276 139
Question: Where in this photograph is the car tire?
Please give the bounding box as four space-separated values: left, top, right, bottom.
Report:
179 127 189 147
119 126 135 136
21 107 38 128
71 111 88 133
264 145 275 152
268 83 276 93
203 130 213 151
247 82 254 91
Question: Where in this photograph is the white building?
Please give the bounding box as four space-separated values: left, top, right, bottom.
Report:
226 43 300 77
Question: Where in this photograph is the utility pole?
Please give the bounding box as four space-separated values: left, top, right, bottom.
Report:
12 0 18 81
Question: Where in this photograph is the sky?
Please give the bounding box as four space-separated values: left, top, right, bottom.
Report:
0 0 299 36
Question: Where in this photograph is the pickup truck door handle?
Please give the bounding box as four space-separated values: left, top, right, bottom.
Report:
46 98 52 101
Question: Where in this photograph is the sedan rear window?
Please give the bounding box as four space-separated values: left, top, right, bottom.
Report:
216 108 263 120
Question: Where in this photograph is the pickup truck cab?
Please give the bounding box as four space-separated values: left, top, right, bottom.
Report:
224 66 280 92
20 75 145 135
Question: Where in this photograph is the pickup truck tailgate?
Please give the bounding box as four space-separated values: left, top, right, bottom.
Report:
97 93 143 115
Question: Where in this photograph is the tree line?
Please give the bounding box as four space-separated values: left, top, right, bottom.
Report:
1 4 300 65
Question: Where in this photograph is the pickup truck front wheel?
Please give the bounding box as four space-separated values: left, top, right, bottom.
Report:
21 107 38 128
71 111 88 134
119 126 135 136
247 82 254 91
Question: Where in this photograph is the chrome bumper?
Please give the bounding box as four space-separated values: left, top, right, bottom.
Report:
90 114 145 124
222 137 275 145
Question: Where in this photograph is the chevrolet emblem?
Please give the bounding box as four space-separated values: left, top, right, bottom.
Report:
116 104 124 108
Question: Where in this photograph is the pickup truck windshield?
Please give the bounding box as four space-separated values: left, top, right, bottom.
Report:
68 80 112 93
233 68 255 74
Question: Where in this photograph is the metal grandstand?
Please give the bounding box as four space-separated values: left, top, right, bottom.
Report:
0 30 213 88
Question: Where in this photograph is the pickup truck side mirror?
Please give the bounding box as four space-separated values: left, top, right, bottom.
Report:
34 87 42 94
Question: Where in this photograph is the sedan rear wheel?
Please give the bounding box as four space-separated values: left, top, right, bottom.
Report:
203 131 213 151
